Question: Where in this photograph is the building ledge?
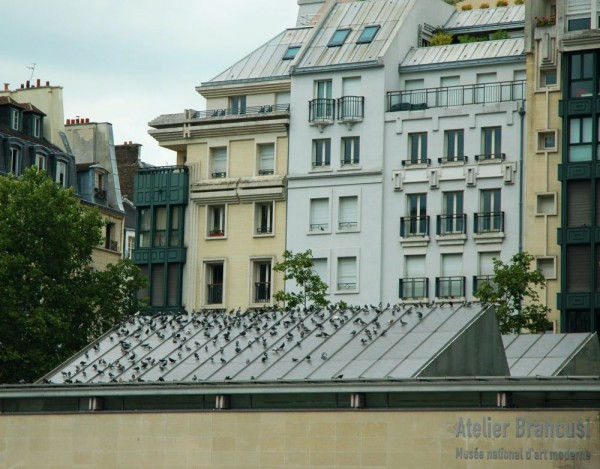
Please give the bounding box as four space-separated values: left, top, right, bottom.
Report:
400 236 430 248
473 232 505 244
435 234 467 246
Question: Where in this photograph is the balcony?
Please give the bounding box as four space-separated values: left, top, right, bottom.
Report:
474 153 505 163
309 98 335 125
191 103 290 121
399 278 429 300
473 275 496 295
254 282 271 303
438 155 468 165
436 276 466 299
337 96 364 126
402 157 431 168
310 223 329 233
437 214 467 235
207 283 223 304
387 80 526 112
338 221 358 231
400 216 429 238
258 169 274 176
474 212 504 233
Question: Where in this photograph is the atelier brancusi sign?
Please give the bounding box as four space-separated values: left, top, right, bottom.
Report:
452 411 600 467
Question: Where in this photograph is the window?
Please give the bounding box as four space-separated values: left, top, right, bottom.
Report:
567 245 591 292
56 161 67 187
536 257 556 280
438 254 464 298
440 191 464 234
328 28 351 47
206 262 224 305
153 207 167 247
477 189 502 232
312 139 331 168
569 117 592 161
569 52 594 97
444 130 464 161
315 80 332 99
540 69 557 87
481 127 502 158
312 80 333 120
312 258 328 284
207 205 226 237
229 95 246 114
11 110 19 130
338 196 358 231
283 46 300 60
257 143 275 175
95 171 104 190
357 25 380 44
341 137 359 165
9 147 20 175
567 180 591 227
255 202 273 235
474 252 498 294
169 206 182 247
408 132 427 164
35 153 46 171
105 223 117 251
210 147 227 178
337 257 357 291
310 198 329 232
33 116 41 138
404 79 425 105
568 17 591 31
253 261 272 303
138 208 151 247
151 264 165 307
126 235 135 258
404 193 427 236
401 255 427 299
536 193 557 216
538 130 557 151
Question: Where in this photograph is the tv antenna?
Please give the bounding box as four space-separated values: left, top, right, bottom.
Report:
27 63 36 81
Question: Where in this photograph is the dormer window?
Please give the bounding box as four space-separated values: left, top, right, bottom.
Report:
283 46 300 60
56 161 67 188
33 116 41 138
9 148 20 175
328 28 351 47
96 171 104 190
357 25 380 44
11 110 20 131
35 153 46 171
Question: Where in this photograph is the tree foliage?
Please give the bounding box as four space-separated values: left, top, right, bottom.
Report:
475 252 552 334
0 168 146 383
273 250 329 309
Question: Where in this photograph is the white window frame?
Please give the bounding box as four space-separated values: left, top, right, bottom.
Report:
253 201 275 237
256 142 276 176
309 197 331 234
249 257 274 306
206 204 227 239
9 147 20 175
335 256 359 294
35 153 46 171
209 146 228 179
536 256 557 280
535 192 558 216
11 110 20 131
337 195 359 233
340 136 360 167
33 116 41 138
56 160 68 187
312 138 331 169
537 130 558 153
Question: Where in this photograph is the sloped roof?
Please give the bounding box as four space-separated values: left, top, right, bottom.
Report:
503 333 600 377
203 27 312 85
400 37 524 70
43 303 508 385
0 96 46 115
444 5 525 32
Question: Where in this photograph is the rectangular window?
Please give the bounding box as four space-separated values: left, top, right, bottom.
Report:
338 196 358 231
567 180 591 227
440 191 464 234
315 80 332 99
229 95 246 114
138 208 151 247
210 147 227 178
253 260 272 303
567 245 591 292
404 193 427 236
337 257 357 291
257 143 275 175
169 206 181 247
477 189 502 232
476 72 498 103
95 171 104 190
255 202 273 235
105 223 115 251
538 130 557 151
541 69 557 87
207 205 226 237
328 28 351 47
569 117 593 161
11 110 19 130
312 258 328 284
357 25 380 44
568 16 591 31
408 132 427 164
282 46 300 60
570 52 594 97
33 116 41 138
310 198 329 232
402 255 427 299
126 235 135 258
536 257 556 280
206 262 224 305
55 161 67 187
9 148 19 175
151 264 165 307
35 153 46 171
474 252 498 294
444 129 464 161
312 139 331 168
439 254 464 298
481 127 502 158
153 207 167 247
341 137 360 165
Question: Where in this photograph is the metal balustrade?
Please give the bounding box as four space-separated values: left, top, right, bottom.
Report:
191 103 290 120
310 223 329 232
399 278 429 299
402 157 431 167
473 275 496 295
436 277 466 298
436 214 467 235
254 282 271 303
438 155 468 164
207 284 223 304
400 216 429 237
309 98 335 123
474 153 506 162
474 212 504 234
337 96 364 121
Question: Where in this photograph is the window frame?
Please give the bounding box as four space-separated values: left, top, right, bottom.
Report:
138 207 151 248
568 116 593 162
444 129 465 161
569 52 595 98
340 136 360 166
337 195 359 232
11 109 20 131
312 138 331 169
33 116 41 138
228 95 246 115
254 201 275 237
309 197 330 234
55 160 68 187
250 258 273 305
282 45 301 60
256 142 275 176
169 205 183 247
206 205 226 239
210 146 228 178
9 147 20 175
35 153 46 171
328 28 351 47
356 25 380 44
336 256 358 293
481 126 502 158
204 260 225 306
408 132 428 164
153 206 168 247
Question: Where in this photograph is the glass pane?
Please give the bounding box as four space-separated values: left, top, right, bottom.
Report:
582 117 592 142
140 208 150 230
568 17 591 31
583 53 594 77
155 207 167 230
569 145 592 161
571 54 581 80
570 119 581 144
572 81 594 97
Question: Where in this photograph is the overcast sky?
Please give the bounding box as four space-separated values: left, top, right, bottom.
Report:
0 0 299 165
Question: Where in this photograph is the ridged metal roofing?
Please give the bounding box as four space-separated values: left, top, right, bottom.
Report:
503 333 600 377
204 27 312 85
44 303 502 385
400 37 524 68
444 5 525 31
295 0 413 69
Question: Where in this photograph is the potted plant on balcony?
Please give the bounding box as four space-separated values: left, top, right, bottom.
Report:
209 229 225 237
535 15 556 27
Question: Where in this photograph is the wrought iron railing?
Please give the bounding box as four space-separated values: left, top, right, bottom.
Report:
387 80 526 112
207 283 223 304
436 276 466 298
309 98 336 122
338 221 358 230
400 216 429 237
191 103 289 120
437 214 467 235
474 153 505 162
310 223 329 232
337 282 357 290
337 96 364 121
399 278 429 299
258 169 274 175
312 159 330 168
473 275 496 295
211 171 227 178
402 157 431 167
438 155 468 164
474 212 504 233
254 282 271 303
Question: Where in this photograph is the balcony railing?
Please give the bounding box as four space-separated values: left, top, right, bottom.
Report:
474 212 504 234
309 98 335 123
473 275 496 295
402 157 431 167
310 223 329 232
437 214 467 235
207 283 223 304
474 153 505 162
256 226 272 235
191 103 290 120
341 157 359 166
338 221 358 230
254 282 271 303
387 80 526 112
258 169 274 176
211 171 227 178
438 155 468 164
399 278 429 299
337 282 357 291
337 96 364 121
400 216 429 237
436 276 466 298
312 159 330 168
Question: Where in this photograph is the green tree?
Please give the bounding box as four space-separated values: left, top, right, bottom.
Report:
273 250 329 309
0 168 146 383
475 252 552 334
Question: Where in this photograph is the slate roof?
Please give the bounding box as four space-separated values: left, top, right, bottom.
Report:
0 96 45 115
43 303 506 385
444 5 525 32
0 125 64 153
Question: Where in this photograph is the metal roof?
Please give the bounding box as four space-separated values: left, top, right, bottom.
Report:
400 37 524 70
203 27 312 85
295 0 414 70
43 303 508 385
503 333 600 377
444 5 525 32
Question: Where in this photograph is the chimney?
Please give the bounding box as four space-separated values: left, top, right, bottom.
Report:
45 81 49 86
20 84 24 89
3 83 8 91
296 0 326 26
26 80 30 88
85 118 89 123
36 79 41 87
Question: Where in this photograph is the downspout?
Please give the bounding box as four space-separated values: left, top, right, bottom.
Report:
518 103 526 253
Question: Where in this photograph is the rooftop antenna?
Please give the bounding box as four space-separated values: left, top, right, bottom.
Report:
27 63 36 81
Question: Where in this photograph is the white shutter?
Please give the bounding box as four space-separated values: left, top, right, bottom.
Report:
479 252 498 276
405 255 425 277
310 198 329 226
258 144 275 172
212 148 227 173
342 77 361 96
275 92 290 105
339 196 358 224
337 257 356 284
442 254 462 276
405 79 424 90
312 258 328 282
567 0 591 14
477 73 497 84
441 76 460 87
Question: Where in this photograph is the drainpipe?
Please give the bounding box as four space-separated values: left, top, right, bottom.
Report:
518 103 526 253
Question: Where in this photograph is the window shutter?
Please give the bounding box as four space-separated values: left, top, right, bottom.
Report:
312 258 328 282
259 144 274 172
151 264 165 307
405 255 426 277
568 180 591 226
338 257 356 284
442 254 462 276
310 199 329 225
212 148 227 173
567 245 590 292
339 196 358 224
478 252 498 276
342 77 361 96
567 0 591 14
167 264 179 306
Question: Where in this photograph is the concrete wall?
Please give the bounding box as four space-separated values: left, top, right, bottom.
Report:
1 409 597 468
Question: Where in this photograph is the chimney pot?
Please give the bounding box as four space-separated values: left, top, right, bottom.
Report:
45 81 49 86
36 79 41 87
86 118 90 123
3 83 8 91
26 80 30 88
20 84 24 89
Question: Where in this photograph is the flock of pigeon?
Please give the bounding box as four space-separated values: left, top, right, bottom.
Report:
45 301 478 385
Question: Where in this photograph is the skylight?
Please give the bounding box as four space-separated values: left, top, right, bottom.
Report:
328 28 351 47
283 46 301 60
357 25 380 44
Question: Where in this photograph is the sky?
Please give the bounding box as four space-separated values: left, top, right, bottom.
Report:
0 0 299 165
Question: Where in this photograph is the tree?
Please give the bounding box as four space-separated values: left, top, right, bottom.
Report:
273 250 329 309
0 168 146 383
475 252 552 334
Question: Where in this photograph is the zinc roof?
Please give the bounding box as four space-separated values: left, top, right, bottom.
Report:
444 5 525 31
400 37 524 69
43 303 502 385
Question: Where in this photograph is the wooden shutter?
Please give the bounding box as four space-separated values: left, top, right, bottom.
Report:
567 245 591 292
567 180 591 226
339 196 358 224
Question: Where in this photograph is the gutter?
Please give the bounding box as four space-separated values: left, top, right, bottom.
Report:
399 55 525 73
